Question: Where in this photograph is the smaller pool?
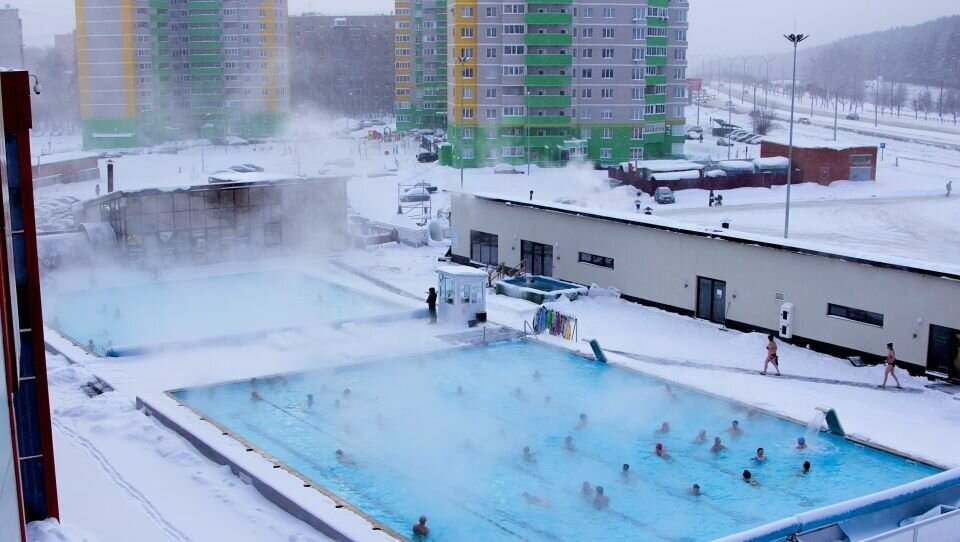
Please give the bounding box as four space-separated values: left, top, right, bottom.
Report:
497 275 588 304
44 270 405 353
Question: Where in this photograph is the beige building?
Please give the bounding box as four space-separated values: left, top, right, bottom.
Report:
451 193 960 378
0 5 24 69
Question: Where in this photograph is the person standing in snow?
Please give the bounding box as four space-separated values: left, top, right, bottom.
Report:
880 342 902 388
761 335 781 376
947 180 953 197
426 287 438 323
708 190 715 207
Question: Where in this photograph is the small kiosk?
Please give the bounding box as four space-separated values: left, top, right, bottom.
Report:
435 266 488 325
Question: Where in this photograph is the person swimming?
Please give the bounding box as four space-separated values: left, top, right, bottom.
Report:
563 436 576 452
306 394 314 407
522 491 552 508
726 420 743 436
801 461 811 474
523 446 536 463
576 413 588 430
412 515 429 537
580 481 594 499
695 429 707 443
342 388 351 398
334 398 341 409
251 391 262 401
335 449 354 464
456 385 464 396
796 437 808 450
620 463 630 480
689 483 701 496
513 387 525 400
752 448 767 462
593 486 610 509
742 470 759 486
657 421 671 434
710 436 726 453
655 442 672 460
532 369 542 381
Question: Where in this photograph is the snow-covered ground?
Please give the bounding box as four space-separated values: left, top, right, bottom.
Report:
25 111 960 541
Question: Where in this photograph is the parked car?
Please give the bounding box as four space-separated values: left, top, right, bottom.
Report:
493 163 523 174
717 137 734 147
229 165 256 172
410 181 438 193
846 112 860 121
417 152 438 163
797 117 812 125
242 163 264 172
654 187 676 204
400 187 432 203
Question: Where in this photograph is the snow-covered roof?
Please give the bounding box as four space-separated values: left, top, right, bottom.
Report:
718 160 755 170
761 135 875 151
207 171 305 183
650 170 701 181
706 170 727 178
435 265 488 277
31 151 99 164
754 157 790 168
634 159 705 172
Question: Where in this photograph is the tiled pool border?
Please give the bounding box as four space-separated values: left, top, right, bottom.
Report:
145 337 949 542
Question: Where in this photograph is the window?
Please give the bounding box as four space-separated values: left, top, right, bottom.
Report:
601 128 613 139
462 108 474 119
461 7 474 17
631 68 643 80
503 106 526 116
485 108 497 119
486 7 497 16
673 48 687 61
601 109 613 120
504 45 525 55
583 7 593 18
504 4 525 14
850 154 873 166
462 68 474 78
503 24 525 34
674 67 686 79
581 88 592 98
582 28 593 38
486 27 498 37
601 48 614 59
502 65 525 76
485 88 498 98
631 87 642 100
827 304 884 327
600 148 613 159
471 231 499 265
602 28 615 39
632 47 645 61
631 127 643 140
601 68 614 79
486 128 497 139
486 47 497 58
601 88 613 99
579 252 614 269
675 29 687 41
673 86 687 98
462 148 475 159
632 27 646 40
461 27 475 38
462 128 475 140
581 68 593 78
602 7 615 18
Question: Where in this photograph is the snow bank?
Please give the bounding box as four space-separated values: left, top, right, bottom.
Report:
649 170 702 181
754 156 789 168
26 518 95 542
633 159 705 172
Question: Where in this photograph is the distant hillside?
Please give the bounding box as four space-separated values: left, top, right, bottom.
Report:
801 15 960 88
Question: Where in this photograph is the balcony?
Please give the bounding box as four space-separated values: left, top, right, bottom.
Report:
646 56 667 67
528 115 572 126
524 75 572 87
525 95 572 107
645 75 667 86
524 33 573 46
526 0 573 4
525 54 572 67
525 13 573 25
645 94 666 105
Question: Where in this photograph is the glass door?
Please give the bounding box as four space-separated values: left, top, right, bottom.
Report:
927 324 960 381
521 240 553 277
696 277 727 324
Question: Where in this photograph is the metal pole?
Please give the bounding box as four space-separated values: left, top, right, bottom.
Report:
834 89 839 141
526 88 531 175
874 64 880 128
784 33 809 239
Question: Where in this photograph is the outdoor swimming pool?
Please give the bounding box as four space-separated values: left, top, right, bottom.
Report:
44 271 404 351
173 341 938 542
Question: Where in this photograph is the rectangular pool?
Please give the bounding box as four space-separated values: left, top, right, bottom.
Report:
173 341 938 542
44 271 404 352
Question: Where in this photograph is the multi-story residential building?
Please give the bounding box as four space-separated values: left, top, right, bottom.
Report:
76 0 290 149
54 32 77 67
0 6 25 70
436 0 688 167
395 0 449 132
289 14 394 117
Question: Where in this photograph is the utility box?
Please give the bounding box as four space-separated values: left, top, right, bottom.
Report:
779 302 794 339
436 266 488 326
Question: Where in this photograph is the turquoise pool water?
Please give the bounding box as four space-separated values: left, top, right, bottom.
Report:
174 341 938 541
44 271 403 350
503 276 581 293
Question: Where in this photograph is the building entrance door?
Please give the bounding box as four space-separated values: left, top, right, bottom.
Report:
696 277 727 324
927 324 960 381
521 240 553 276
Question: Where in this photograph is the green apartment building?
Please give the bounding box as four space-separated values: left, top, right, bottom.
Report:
76 0 290 149
398 0 689 167
395 0 449 132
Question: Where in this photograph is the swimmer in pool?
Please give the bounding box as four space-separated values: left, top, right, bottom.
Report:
752 448 767 462
620 463 631 481
513 387 525 400
342 388 351 398
801 461 811 474
796 437 808 450
576 413 588 430
335 449 354 464
593 486 610 509
412 516 429 537
710 436 727 453
307 394 314 407
726 420 743 437
563 436 576 452
655 442 672 460
742 470 760 486
522 492 552 508
689 483 702 496
695 429 707 443
581 481 593 499
532 369 542 381
456 385 464 396
523 446 536 463
251 391 262 401
657 421 671 435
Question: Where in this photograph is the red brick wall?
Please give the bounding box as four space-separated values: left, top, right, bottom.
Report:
761 142 877 185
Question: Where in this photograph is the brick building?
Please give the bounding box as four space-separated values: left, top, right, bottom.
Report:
761 141 877 185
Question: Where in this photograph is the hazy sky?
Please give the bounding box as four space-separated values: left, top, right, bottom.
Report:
8 0 959 54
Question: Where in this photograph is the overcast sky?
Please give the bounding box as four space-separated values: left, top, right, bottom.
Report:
9 0 959 54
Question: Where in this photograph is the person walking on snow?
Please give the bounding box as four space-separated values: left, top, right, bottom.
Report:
880 342 902 388
761 334 781 375
426 287 438 324
947 180 953 197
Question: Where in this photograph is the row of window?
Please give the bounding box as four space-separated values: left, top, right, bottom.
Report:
458 25 687 41
471 231 617 271
456 106 683 121
460 5 686 21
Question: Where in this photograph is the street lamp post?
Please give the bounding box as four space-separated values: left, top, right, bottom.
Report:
874 65 881 128
833 82 851 141
456 55 472 190
783 33 809 240
808 57 817 118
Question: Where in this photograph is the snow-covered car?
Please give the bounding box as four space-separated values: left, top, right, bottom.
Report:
716 137 734 147
242 163 264 172
846 112 861 121
493 163 523 174
654 187 676 204
411 181 438 193
400 187 432 203
229 165 256 173
797 117 812 125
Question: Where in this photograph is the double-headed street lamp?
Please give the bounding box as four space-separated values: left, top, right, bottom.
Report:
783 32 810 240
456 55 472 189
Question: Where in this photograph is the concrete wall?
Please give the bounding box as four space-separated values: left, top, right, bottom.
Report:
450 193 960 370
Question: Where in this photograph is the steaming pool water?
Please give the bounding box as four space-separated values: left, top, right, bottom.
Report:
173 341 938 542
44 271 404 351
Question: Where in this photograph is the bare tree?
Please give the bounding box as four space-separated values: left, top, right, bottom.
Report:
751 108 776 135
892 84 908 117
918 88 933 120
